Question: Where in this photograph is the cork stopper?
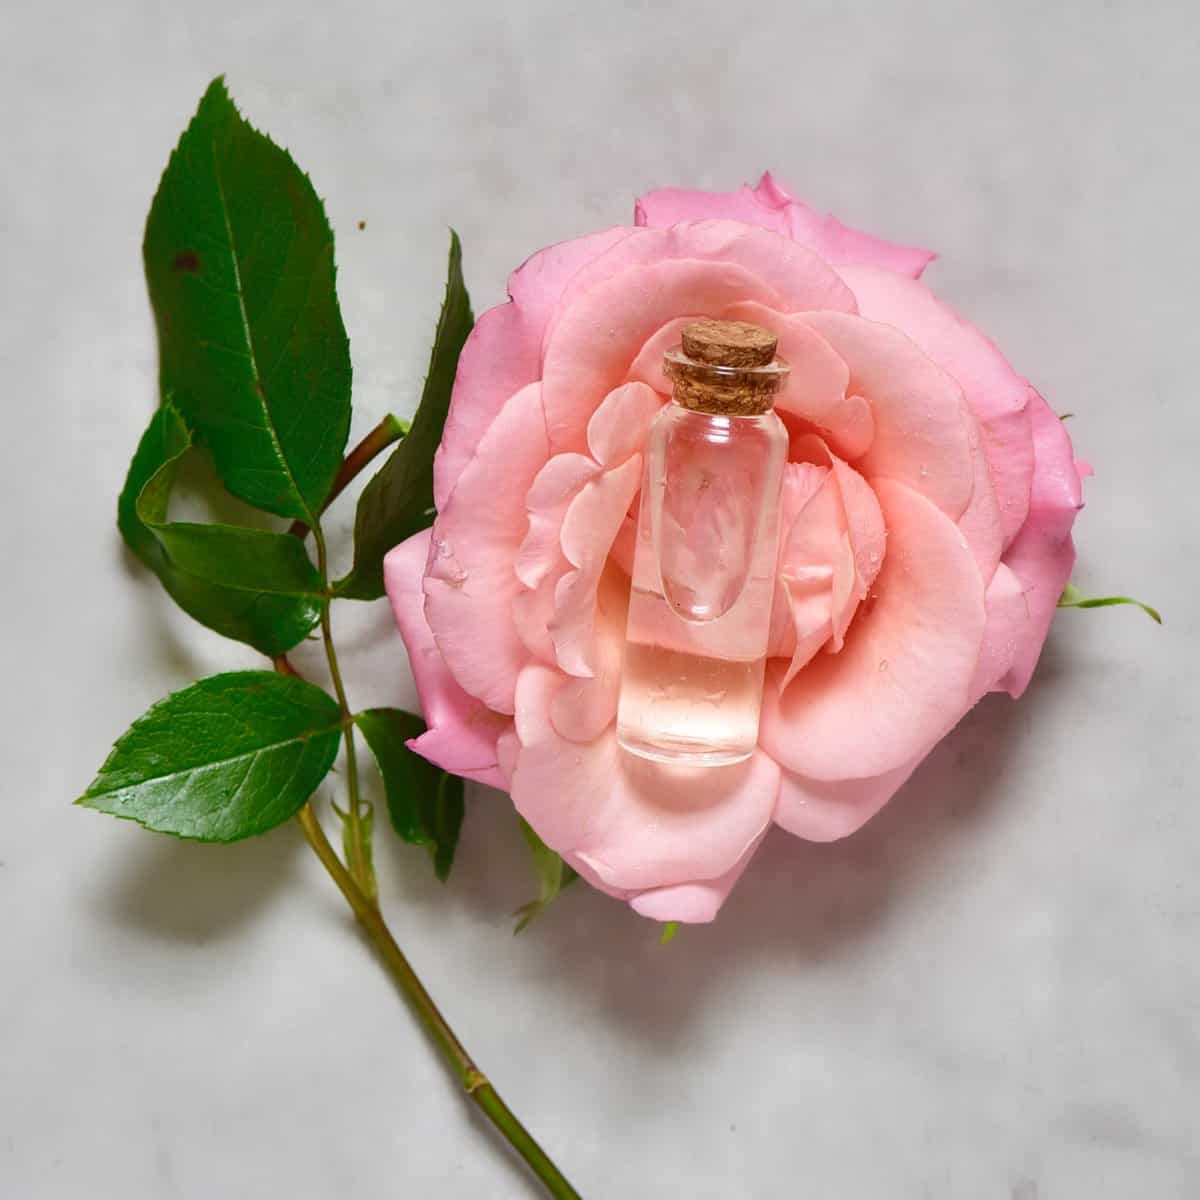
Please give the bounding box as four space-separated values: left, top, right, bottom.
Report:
665 319 788 415
681 319 778 368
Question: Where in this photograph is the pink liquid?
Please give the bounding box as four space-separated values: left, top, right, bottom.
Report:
617 637 766 766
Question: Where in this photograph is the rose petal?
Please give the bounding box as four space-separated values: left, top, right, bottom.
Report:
424 383 547 713
837 264 1035 548
549 568 627 743
541 222 857 454
969 562 1030 702
549 455 643 677
383 529 509 787
955 419 1005 586
775 762 920 841
636 173 935 278
725 302 875 460
804 312 976 520
512 666 780 891
998 390 1083 697
760 479 987 780
629 832 766 923
515 453 599 590
554 220 858 325
831 455 887 595
587 382 663 466
434 226 634 507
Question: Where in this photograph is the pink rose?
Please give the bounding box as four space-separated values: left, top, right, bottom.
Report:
384 173 1085 923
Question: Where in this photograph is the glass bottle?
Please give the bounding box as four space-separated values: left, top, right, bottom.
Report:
616 319 789 766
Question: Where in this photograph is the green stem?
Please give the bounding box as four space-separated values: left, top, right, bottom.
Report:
295 803 580 1197
311 520 374 904
289 413 406 539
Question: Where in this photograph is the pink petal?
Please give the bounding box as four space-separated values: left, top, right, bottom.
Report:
515 453 599 590
804 312 976 521
383 529 509 787
554 220 858 324
831 456 886 594
496 726 520 787
587 382 663 466
776 465 840 683
766 471 822 663
1025 387 1084 513
760 479 987 780
434 226 634 508
955 420 1005 586
512 666 780 892
424 383 548 714
512 570 561 665
635 173 935 279
725 302 875 460
837 264 1035 549
549 455 643 677
541 222 857 455
775 761 919 841
969 563 1030 702
629 832 766 923
549 569 628 743
998 390 1083 697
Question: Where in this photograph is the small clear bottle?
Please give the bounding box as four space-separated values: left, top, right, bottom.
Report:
616 319 790 766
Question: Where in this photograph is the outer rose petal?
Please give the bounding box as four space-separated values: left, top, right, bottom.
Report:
424 383 547 713
998 390 1084 697
553 219 858 325
775 761 920 842
541 222 857 454
970 563 1030 702
760 479 987 780
434 226 634 507
629 832 767 923
511 666 780 892
383 530 509 788
635 173 935 279
804 312 976 520
837 264 1035 549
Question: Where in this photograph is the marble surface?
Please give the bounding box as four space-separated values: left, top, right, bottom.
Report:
2 2 1197 1196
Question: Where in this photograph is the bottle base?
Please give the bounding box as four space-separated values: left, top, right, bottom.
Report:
616 724 754 768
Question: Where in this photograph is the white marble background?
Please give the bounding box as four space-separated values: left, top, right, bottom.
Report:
2 1 1197 1196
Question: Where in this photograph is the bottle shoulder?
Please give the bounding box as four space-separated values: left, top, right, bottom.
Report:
649 401 788 453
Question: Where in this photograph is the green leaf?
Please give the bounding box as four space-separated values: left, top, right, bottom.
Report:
118 402 323 655
659 921 681 946
335 231 473 599
143 77 351 523
1058 583 1162 624
431 772 465 882
355 708 465 880
512 818 579 934
78 672 342 841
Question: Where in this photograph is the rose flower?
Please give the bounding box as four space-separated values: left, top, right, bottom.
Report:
384 174 1084 923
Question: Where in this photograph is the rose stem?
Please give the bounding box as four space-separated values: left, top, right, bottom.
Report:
275 649 581 1198
288 412 407 539
306 519 374 900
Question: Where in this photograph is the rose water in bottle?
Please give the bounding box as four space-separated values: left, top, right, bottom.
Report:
616 319 789 766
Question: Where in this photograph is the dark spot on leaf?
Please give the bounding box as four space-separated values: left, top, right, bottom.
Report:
256 380 266 398
173 250 201 273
